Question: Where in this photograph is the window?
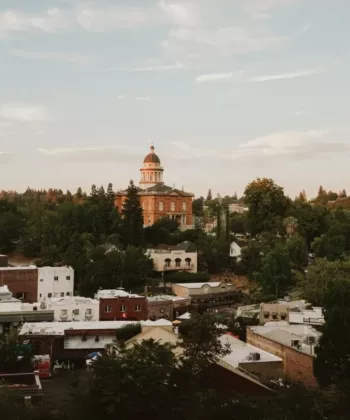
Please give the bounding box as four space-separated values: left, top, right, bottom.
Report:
164 258 171 268
175 258 181 267
105 305 112 313
73 309 80 316
135 304 141 312
39 294 42 298
120 305 126 312
40 278 43 282
264 312 269 319
182 202 187 211
86 309 92 315
185 258 191 267
170 202 175 212
48 293 52 298
54 293 59 297
15 292 27 300
61 309 68 316
60 292 64 297
66 276 71 280
159 201 164 211
54 276 59 281
66 292 71 296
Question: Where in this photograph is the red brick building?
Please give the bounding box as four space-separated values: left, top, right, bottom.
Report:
247 326 319 388
0 267 38 303
96 289 148 321
115 146 194 228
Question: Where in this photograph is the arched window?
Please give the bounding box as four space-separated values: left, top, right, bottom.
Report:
175 258 181 268
185 257 191 267
171 202 175 212
164 258 171 268
159 201 164 211
182 201 187 211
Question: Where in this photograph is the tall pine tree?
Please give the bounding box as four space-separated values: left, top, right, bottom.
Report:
121 180 144 247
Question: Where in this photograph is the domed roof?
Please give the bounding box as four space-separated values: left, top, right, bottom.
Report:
143 145 161 164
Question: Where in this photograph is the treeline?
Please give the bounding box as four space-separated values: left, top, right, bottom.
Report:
1 178 350 297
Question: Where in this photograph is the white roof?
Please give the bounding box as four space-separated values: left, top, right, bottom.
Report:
0 265 37 271
219 334 282 367
20 319 172 336
46 296 99 306
95 289 141 298
174 282 222 289
178 312 191 320
249 325 321 355
147 295 189 302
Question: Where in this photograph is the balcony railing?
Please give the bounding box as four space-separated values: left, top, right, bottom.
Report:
163 263 194 271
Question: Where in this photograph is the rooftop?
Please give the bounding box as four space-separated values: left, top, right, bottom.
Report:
249 325 321 355
219 334 282 367
147 295 190 302
20 319 173 336
174 282 222 289
45 296 99 306
95 288 142 299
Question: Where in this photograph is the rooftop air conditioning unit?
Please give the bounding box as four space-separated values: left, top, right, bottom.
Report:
249 352 261 361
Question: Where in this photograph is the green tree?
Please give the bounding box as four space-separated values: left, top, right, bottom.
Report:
121 180 144 247
192 196 204 217
254 245 293 298
287 235 309 269
312 225 346 261
300 259 350 306
244 178 289 236
206 189 212 201
0 331 33 373
314 280 350 387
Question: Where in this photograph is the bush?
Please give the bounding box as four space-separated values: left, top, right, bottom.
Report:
164 271 211 284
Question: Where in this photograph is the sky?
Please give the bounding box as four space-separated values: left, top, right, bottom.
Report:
0 0 349 198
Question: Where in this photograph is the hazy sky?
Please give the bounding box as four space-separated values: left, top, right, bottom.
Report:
0 0 349 198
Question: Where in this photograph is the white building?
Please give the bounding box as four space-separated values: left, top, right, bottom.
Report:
229 241 242 261
147 249 198 273
0 286 22 312
37 267 74 301
228 204 248 214
33 297 100 322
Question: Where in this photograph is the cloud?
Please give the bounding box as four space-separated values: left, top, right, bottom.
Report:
243 0 299 14
293 111 306 116
196 71 244 83
36 146 141 163
0 8 72 37
135 96 151 101
172 141 192 152
132 62 184 72
158 0 201 26
117 95 125 99
162 26 288 59
11 49 85 63
0 104 50 122
252 13 272 20
110 62 184 72
250 68 326 82
224 130 347 161
76 5 154 31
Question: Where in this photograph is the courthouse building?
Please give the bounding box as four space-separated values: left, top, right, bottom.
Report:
115 146 194 228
